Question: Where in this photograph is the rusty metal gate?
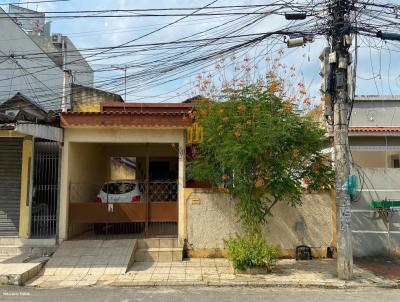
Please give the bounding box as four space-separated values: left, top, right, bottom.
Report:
30 140 60 238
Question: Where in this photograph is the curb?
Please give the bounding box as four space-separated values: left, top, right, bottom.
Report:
108 279 398 289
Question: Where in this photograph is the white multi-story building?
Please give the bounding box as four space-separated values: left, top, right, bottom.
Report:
0 5 94 111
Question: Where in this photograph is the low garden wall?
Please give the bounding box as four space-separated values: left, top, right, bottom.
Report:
184 189 335 258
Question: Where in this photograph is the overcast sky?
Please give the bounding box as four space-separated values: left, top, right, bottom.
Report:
2 0 400 103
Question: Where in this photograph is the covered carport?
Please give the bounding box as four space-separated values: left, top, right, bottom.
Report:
59 102 193 244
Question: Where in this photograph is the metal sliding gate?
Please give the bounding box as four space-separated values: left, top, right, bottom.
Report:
30 140 60 238
68 155 178 238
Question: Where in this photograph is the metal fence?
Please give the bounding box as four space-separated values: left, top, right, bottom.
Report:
30 140 60 238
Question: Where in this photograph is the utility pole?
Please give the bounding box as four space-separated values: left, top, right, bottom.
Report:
329 0 353 280
61 37 70 113
285 2 354 279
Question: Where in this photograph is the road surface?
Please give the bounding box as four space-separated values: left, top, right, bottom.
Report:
1 286 399 302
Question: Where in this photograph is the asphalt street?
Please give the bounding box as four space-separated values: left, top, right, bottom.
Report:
1 286 399 302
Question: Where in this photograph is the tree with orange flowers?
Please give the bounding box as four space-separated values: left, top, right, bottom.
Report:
189 83 334 235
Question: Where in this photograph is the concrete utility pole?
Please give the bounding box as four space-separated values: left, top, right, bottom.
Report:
61 37 69 113
285 1 354 279
329 0 353 280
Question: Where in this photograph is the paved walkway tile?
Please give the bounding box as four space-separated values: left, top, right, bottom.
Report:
151 273 169 281
25 258 397 289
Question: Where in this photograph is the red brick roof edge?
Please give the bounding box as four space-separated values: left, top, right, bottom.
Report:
349 127 400 132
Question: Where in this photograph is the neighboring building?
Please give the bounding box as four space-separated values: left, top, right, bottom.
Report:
29 35 94 87
349 95 400 168
70 84 123 112
0 93 62 239
0 5 94 112
348 95 400 257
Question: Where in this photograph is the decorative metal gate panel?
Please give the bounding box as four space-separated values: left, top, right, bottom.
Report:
30 140 60 238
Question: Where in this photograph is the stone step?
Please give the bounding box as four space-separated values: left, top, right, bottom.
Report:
137 238 180 249
135 247 183 262
0 246 27 256
0 245 56 257
0 261 45 286
0 237 23 246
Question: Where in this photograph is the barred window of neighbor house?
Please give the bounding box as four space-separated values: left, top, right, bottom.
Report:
391 155 400 168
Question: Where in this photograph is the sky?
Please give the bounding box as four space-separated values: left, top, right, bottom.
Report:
1 0 400 103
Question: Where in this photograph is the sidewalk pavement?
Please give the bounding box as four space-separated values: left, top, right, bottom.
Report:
25 258 398 289
354 257 400 282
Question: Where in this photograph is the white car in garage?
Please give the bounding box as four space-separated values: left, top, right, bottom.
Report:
96 180 144 203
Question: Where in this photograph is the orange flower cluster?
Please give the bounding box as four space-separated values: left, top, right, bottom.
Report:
267 82 280 94
237 104 247 113
284 102 294 111
292 149 300 158
255 178 265 188
312 163 320 173
265 71 277 78
299 89 306 95
234 131 241 138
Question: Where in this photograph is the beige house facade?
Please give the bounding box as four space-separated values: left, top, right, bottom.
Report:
59 103 193 247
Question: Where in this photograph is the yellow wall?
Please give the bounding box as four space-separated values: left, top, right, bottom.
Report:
18 138 31 238
0 130 25 138
73 103 101 113
110 158 136 180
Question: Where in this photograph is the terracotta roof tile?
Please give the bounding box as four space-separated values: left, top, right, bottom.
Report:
349 127 400 132
61 110 192 128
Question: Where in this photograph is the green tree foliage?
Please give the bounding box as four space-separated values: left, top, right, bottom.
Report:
190 84 334 235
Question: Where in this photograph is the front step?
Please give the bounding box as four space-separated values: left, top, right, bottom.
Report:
135 238 183 262
0 237 57 259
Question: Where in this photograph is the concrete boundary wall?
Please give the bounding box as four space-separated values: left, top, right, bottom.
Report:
351 168 400 257
184 189 334 258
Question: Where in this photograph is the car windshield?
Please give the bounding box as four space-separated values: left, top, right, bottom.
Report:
102 182 135 194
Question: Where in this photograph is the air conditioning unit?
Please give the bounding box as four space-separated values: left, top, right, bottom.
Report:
5 110 19 119
51 33 63 45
